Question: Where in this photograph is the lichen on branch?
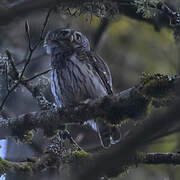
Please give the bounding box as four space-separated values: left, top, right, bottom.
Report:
134 0 163 18
0 74 178 141
138 73 175 98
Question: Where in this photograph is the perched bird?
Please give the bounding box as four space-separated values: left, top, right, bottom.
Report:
44 28 120 148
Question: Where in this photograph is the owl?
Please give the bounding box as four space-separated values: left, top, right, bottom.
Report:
44 28 120 148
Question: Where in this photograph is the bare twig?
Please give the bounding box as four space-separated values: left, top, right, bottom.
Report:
0 82 20 111
5 50 53 111
19 45 36 80
25 20 32 51
23 69 52 82
6 50 19 79
0 8 53 111
40 7 53 40
19 7 52 80
4 62 9 92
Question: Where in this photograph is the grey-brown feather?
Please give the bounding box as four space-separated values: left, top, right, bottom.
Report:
51 53 107 107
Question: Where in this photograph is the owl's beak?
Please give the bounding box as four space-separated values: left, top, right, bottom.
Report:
70 34 74 42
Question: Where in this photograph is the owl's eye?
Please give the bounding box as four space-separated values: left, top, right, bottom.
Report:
76 33 81 40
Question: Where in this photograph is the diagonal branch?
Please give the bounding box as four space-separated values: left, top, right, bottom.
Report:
23 69 52 82
78 99 180 180
0 0 179 31
1 148 180 177
0 74 179 140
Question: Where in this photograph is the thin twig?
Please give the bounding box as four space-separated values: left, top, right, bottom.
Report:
0 82 20 111
23 69 52 82
19 7 53 80
4 62 9 92
19 48 34 80
40 8 53 40
0 8 53 111
6 50 19 79
25 20 32 51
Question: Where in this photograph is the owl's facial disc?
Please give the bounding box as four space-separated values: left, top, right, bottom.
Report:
44 29 90 55
56 30 84 49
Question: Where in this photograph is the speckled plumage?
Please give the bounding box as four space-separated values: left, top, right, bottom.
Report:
44 28 120 148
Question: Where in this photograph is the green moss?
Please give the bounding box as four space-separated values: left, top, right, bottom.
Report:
99 90 150 124
135 0 162 18
72 150 90 162
22 130 34 144
68 150 92 174
0 158 33 176
0 158 8 175
22 164 33 173
139 73 174 98
43 124 66 137
21 76 27 81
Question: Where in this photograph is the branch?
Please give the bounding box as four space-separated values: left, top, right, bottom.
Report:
23 69 52 82
77 98 180 180
0 8 53 111
1 150 180 178
138 153 180 165
3 50 54 111
20 80 55 110
0 0 179 31
0 74 179 139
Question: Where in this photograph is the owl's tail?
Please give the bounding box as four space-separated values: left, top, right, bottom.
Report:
85 119 121 148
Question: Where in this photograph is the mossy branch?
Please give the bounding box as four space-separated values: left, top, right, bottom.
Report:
0 73 179 140
0 0 180 30
1 150 180 178
0 158 33 177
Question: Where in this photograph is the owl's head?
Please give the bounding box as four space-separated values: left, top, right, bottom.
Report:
44 28 90 55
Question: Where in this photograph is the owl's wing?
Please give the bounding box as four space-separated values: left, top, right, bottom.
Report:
87 52 121 147
77 50 120 148
86 51 113 95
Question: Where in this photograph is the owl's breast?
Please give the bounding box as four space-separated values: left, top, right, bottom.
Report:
51 55 107 107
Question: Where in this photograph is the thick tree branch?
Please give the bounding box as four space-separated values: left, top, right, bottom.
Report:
0 74 179 139
78 98 180 180
138 153 180 165
0 0 179 32
1 151 180 178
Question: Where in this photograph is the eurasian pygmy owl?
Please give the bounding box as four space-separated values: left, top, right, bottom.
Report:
44 28 120 148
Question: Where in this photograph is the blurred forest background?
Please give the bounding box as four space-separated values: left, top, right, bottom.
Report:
1 1 180 180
